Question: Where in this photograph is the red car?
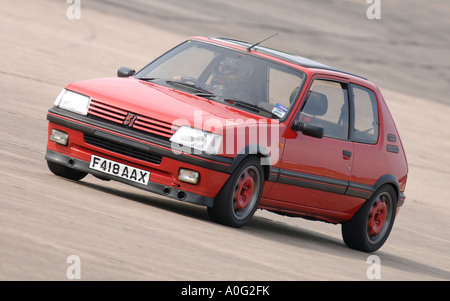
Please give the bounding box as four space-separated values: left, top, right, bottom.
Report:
46 36 408 252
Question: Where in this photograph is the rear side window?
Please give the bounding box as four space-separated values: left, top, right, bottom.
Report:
351 85 379 144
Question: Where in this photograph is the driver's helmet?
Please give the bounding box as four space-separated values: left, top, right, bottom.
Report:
210 56 253 95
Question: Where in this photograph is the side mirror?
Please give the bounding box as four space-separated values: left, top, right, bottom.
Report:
291 120 324 138
117 67 135 77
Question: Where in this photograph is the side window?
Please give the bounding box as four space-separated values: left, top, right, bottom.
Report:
268 67 303 108
351 85 379 144
299 79 349 140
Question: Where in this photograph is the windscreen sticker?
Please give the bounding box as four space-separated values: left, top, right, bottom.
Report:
272 103 289 118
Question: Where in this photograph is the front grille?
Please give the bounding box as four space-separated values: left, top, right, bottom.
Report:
88 99 177 140
84 134 162 165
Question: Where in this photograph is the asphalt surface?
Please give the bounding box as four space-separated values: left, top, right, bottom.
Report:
0 0 449 282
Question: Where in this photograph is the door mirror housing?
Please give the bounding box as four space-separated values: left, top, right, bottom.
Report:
291 120 324 138
117 67 135 77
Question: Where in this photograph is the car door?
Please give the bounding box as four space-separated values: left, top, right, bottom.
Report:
267 78 361 215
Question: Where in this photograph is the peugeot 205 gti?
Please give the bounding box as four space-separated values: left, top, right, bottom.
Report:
46 36 408 252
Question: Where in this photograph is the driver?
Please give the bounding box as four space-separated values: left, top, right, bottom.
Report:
209 56 254 102
172 56 254 102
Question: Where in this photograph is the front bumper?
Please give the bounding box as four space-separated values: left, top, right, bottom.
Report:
45 149 214 206
46 108 233 207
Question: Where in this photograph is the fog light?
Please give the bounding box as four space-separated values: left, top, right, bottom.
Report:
178 168 199 184
50 129 69 146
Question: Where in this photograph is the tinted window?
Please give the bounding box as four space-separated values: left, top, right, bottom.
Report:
299 79 349 140
135 41 306 119
268 67 304 109
351 85 379 144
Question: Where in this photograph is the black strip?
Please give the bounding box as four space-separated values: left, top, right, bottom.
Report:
84 133 162 165
346 182 374 199
274 168 405 206
274 167 379 200
278 169 348 195
268 167 280 182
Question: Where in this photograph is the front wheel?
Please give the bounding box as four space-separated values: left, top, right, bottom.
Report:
342 185 397 252
207 157 264 228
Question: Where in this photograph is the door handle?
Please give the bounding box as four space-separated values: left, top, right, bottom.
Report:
343 150 352 158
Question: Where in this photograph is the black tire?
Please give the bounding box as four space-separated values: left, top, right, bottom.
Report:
47 160 87 181
207 156 264 228
342 185 397 253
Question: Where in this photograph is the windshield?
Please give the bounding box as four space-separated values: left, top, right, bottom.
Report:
135 40 306 119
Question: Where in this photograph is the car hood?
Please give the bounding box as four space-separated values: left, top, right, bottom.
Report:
66 77 277 132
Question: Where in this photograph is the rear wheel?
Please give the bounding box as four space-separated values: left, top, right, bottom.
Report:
342 185 397 252
47 160 87 181
207 156 263 228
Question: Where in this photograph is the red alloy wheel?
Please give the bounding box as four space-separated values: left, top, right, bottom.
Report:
368 199 387 237
207 157 263 227
234 171 255 210
342 186 397 252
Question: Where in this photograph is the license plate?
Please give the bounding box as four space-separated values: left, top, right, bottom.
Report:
89 155 150 185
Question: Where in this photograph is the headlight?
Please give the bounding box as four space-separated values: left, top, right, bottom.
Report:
53 89 91 116
170 126 222 155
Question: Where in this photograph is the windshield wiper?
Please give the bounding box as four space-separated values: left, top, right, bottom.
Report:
224 98 280 119
137 77 157 81
165 80 213 95
195 92 217 98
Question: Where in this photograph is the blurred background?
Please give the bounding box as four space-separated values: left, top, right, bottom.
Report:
1 0 449 280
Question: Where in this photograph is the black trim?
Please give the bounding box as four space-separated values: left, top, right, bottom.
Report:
387 134 397 142
227 144 271 174
270 168 403 206
45 150 214 207
386 145 399 153
346 182 374 199
278 169 348 195
47 109 233 173
398 192 406 207
84 133 163 165
268 167 280 182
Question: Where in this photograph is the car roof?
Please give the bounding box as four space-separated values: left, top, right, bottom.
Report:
207 36 368 80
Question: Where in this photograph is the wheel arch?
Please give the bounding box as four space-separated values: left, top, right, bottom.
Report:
372 174 400 205
227 144 271 181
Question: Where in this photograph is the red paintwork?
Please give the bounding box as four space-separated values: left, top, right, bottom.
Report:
46 36 408 225
46 113 230 198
